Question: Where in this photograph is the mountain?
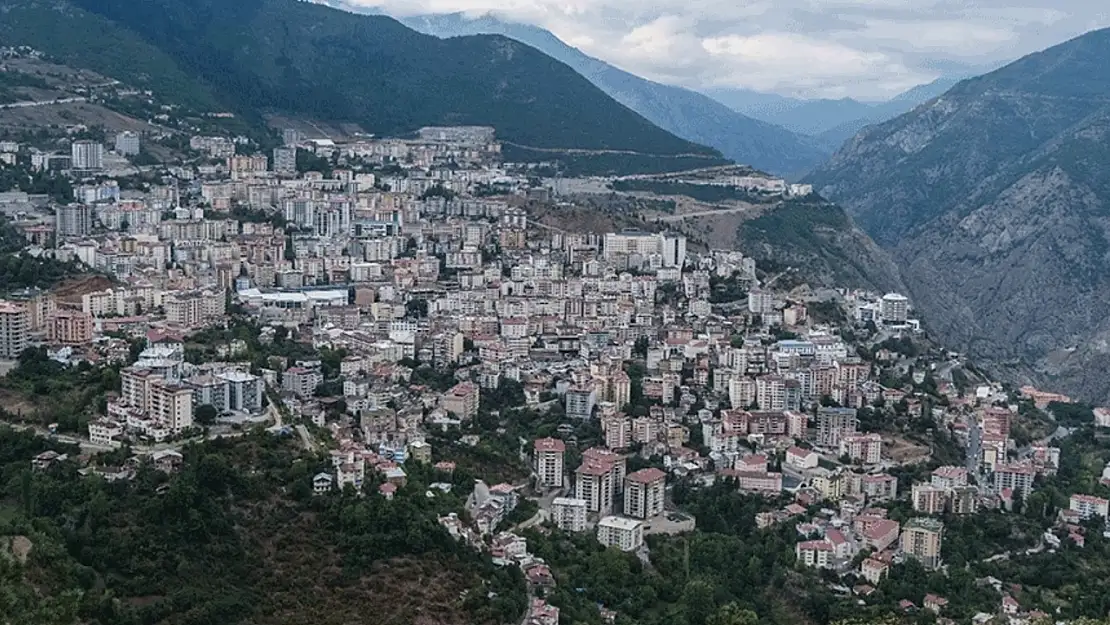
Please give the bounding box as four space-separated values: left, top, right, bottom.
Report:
806 27 1110 402
705 77 970 152
0 0 726 174
397 12 829 177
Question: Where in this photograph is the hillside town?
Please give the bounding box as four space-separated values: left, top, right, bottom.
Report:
2 124 1110 625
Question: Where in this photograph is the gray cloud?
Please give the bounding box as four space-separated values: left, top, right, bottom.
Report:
350 0 1110 98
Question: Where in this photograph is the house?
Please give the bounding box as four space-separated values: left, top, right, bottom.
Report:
313 472 334 495
150 449 184 473
924 594 949 614
860 557 889 584
379 482 397 500
1001 595 1020 615
31 451 67 471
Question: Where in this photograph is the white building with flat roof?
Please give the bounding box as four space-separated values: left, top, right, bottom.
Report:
596 516 644 551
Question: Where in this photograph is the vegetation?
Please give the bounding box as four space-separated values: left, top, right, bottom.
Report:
0 426 528 625
18 0 722 170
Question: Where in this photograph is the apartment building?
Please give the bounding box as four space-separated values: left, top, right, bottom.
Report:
576 459 616 514
816 407 858 448
912 484 947 515
441 382 479 419
839 433 882 464
0 300 29 359
283 366 323 398
796 540 834 568
1070 494 1110 522
596 516 644 551
624 468 666 519
46 309 93 345
148 379 194 432
993 463 1035 495
533 437 565 488
551 497 588 532
901 518 944 570
565 386 597 420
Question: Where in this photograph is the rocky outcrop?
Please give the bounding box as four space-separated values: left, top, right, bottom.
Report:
807 27 1110 401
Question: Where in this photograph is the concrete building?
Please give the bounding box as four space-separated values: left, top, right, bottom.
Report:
816 407 858 448
796 540 834 568
217 369 265 413
283 366 323 398
552 497 588 532
901 517 944 570
624 468 666 519
1070 494 1109 522
71 140 104 171
839 433 882 464
596 516 644 551
88 418 124 447
441 382 479 420
880 293 909 323
56 204 92 238
993 463 1035 496
533 437 566 488
114 131 141 156
272 147 296 175
148 378 194 432
565 386 597 420
0 300 30 359
47 309 93 345
912 483 947 515
576 459 616 514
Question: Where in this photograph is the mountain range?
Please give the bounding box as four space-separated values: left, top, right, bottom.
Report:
807 26 1110 403
703 77 967 152
0 0 729 175
394 11 830 178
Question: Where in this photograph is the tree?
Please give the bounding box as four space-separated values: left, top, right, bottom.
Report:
708 603 760 625
195 404 219 425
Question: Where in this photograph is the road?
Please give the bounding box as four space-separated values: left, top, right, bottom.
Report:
0 96 88 110
654 205 758 222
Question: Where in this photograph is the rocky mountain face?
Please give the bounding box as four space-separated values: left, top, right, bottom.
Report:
807 27 1110 401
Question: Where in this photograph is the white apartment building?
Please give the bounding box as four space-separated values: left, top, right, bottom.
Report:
565 386 597 420
596 516 644 551
1070 494 1109 522
552 497 589 532
880 293 909 324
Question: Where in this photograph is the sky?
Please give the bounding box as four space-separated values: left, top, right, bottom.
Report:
346 0 1110 100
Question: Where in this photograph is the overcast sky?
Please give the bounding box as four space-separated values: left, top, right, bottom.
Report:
348 0 1110 99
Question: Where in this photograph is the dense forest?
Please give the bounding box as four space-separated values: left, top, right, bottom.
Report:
0 426 527 625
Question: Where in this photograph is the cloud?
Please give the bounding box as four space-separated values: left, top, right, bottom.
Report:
346 0 1110 99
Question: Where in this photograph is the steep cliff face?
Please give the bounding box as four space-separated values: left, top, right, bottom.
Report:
807 28 1110 401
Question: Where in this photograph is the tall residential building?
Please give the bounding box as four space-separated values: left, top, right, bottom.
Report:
114 131 141 156
602 415 631 450
880 293 910 323
71 140 104 171
46 310 93 345
610 371 631 408
911 484 947 515
993 463 1036 495
148 378 194 432
533 437 566 488
0 301 30 359
624 468 666 519
551 497 588 532
565 386 597 420
576 459 615 514
901 518 944 570
816 407 858 448
273 147 297 175
56 204 92 238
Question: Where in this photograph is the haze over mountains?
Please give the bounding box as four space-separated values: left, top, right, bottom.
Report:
809 26 1110 403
